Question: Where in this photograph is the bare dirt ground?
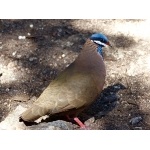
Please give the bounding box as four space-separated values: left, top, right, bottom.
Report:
0 19 150 130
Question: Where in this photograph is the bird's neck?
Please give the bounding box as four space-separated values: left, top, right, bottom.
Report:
74 39 104 70
82 39 103 57
83 39 98 51
97 46 103 57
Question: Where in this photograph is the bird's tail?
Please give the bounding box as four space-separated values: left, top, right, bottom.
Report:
19 104 50 122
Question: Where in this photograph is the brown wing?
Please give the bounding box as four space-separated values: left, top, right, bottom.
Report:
20 64 99 122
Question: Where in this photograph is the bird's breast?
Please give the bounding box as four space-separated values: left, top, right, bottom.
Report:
75 52 106 92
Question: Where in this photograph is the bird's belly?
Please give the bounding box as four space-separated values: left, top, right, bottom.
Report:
35 73 100 114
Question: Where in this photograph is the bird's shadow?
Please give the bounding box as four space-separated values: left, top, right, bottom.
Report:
80 83 126 121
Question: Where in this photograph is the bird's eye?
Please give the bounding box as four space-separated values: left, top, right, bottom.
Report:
100 38 104 42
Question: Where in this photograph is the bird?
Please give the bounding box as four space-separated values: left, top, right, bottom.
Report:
19 33 111 129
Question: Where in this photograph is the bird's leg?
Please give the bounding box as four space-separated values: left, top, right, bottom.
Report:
66 115 72 121
74 117 86 129
66 115 89 129
66 115 85 128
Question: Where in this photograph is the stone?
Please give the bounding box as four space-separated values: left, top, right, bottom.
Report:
129 116 142 125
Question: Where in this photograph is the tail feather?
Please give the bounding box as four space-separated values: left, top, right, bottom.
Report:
20 104 50 122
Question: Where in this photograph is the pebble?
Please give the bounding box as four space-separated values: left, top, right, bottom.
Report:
18 36 26 40
63 60 67 64
27 33 31 36
66 41 73 47
62 54 65 58
54 63 57 67
134 127 142 130
57 28 62 33
6 88 10 92
29 57 37 62
12 51 17 56
12 94 30 102
114 85 121 89
50 71 54 75
110 74 116 78
17 54 22 59
29 24 34 28
4 102 7 105
85 117 95 126
129 116 142 125
29 120 75 130
52 55 56 59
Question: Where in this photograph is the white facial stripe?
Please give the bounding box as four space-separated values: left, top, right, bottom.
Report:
92 40 106 46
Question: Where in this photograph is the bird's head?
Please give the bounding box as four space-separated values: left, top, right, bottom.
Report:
90 33 111 56
90 33 111 47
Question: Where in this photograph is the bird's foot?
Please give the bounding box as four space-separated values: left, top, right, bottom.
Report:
74 117 90 130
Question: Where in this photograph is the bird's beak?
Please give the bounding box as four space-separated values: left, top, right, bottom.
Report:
106 41 112 47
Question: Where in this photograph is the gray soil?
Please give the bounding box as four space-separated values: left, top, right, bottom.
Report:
0 19 150 130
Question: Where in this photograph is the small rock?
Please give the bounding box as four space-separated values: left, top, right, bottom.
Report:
29 124 61 130
50 71 54 75
30 96 37 102
6 88 10 92
84 117 95 126
11 94 30 102
29 24 34 28
134 127 142 130
0 105 27 130
110 74 116 78
52 55 56 59
129 116 142 125
27 120 77 130
54 63 57 67
12 51 17 56
18 36 26 40
66 41 73 47
17 54 22 59
4 102 7 105
57 28 62 33
114 85 121 89
27 33 31 36
29 57 37 62
62 54 65 58
63 60 67 64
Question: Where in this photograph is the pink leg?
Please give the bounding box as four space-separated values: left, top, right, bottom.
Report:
66 115 89 129
74 117 86 129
